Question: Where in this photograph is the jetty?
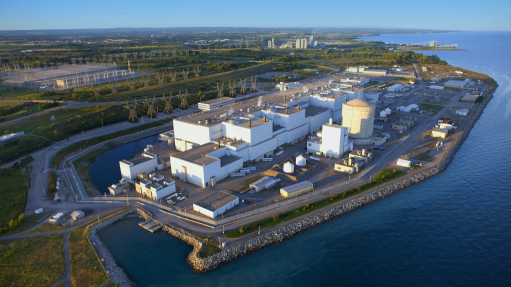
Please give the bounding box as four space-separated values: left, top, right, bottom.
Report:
138 220 162 233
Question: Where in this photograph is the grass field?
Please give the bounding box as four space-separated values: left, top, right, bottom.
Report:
69 225 108 287
420 103 444 111
0 102 62 123
0 106 108 135
225 169 406 238
415 153 436 162
0 234 65 287
0 168 27 230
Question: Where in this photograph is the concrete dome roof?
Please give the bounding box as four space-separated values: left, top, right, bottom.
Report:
346 99 372 107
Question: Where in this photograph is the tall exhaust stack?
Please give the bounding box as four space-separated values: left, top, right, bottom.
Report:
284 95 287 102
329 118 333 125
286 108 289 115
263 115 267 122
297 104 301 111
248 120 251 128
351 86 354 92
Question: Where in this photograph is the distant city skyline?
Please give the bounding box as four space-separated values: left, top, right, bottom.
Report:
1 0 510 31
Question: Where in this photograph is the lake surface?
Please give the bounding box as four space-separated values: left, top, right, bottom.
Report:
99 31 511 286
88 135 159 194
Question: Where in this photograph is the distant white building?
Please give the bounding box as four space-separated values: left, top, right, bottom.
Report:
276 82 303 91
193 191 239 218
387 84 404 92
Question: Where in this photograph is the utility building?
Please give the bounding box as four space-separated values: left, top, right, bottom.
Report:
280 181 313 198
193 191 239 218
120 153 158 180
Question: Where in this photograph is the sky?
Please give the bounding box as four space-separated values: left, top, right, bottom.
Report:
1 0 510 31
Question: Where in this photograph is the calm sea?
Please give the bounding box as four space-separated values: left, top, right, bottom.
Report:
98 32 511 287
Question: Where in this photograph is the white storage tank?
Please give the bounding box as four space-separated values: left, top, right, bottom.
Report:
283 162 295 174
379 110 387 118
296 155 306 166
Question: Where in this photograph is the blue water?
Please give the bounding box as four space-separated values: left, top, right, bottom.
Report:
99 32 511 286
88 135 159 194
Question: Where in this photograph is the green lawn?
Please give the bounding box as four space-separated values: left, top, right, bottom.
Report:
225 169 406 238
420 103 444 111
0 234 65 287
69 225 108 287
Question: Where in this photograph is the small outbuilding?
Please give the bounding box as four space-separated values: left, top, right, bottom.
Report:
432 128 448 138
70 210 85 220
283 162 295 174
396 159 411 168
280 181 314 198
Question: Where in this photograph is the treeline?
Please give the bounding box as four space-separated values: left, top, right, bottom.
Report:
0 101 59 117
0 136 51 164
323 46 447 65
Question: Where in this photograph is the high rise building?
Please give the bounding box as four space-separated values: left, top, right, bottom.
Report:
310 35 314 46
296 39 301 49
302 38 308 49
272 38 275 48
268 40 272 48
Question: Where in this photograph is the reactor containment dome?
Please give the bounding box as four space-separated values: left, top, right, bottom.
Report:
341 99 375 139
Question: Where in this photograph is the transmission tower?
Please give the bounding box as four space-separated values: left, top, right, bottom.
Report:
125 100 138 122
240 78 247 94
194 66 200 79
163 93 173 113
250 77 257 92
158 73 164 85
170 71 177 83
217 82 224 98
145 96 156 118
179 90 189 109
229 80 236 97
182 69 188 81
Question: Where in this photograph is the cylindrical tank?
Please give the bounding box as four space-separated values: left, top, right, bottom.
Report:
341 99 375 138
296 155 306 166
283 162 295 174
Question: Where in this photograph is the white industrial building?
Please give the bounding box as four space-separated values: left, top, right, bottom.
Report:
307 120 353 158
387 84 404 92
198 97 237 111
171 82 379 187
193 191 239 218
276 82 303 91
135 175 176 200
120 152 159 180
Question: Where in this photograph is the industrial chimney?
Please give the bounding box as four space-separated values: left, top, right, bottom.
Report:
263 115 267 122
297 104 301 111
248 120 252 128
331 93 334 99
351 86 354 92
284 95 287 102
286 108 289 115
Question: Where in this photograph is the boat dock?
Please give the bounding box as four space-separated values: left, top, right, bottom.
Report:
138 220 162 233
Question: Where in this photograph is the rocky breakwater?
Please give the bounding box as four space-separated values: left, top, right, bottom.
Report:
88 210 136 287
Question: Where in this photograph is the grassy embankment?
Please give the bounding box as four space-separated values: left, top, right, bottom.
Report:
0 168 28 236
47 170 57 199
225 169 406 238
0 234 65 287
68 225 108 287
69 207 131 286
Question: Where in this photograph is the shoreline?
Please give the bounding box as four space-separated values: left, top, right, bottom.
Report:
129 89 495 272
